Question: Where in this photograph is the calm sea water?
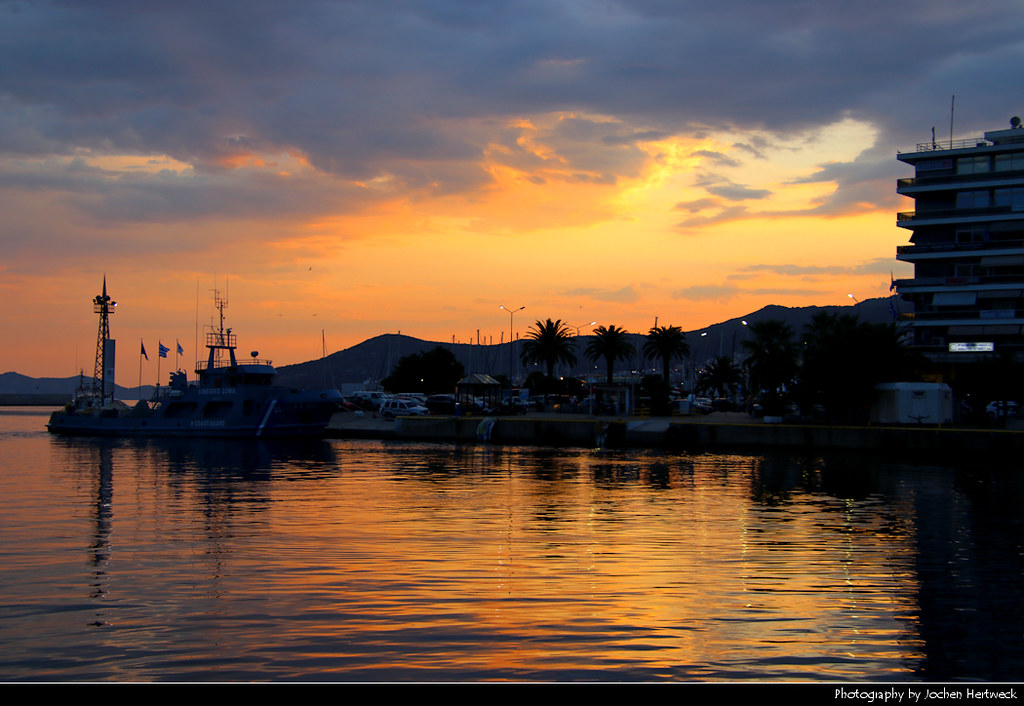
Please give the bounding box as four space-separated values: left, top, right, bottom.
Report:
1 406 1022 683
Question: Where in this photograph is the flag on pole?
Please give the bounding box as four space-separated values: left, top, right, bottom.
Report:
177 340 184 356
141 341 148 360
159 342 169 358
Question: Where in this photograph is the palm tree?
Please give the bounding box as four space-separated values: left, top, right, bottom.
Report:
799 312 923 421
697 355 742 398
520 318 577 378
586 325 636 384
643 325 689 384
742 319 798 414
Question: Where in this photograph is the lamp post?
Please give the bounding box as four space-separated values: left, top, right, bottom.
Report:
567 321 595 378
499 305 524 382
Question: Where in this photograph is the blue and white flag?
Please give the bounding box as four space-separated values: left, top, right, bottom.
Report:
141 341 148 360
177 340 184 356
159 342 169 358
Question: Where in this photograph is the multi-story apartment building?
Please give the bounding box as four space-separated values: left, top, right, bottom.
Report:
895 117 1024 370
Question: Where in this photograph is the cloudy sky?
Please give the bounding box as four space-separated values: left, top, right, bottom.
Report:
2 0 1023 379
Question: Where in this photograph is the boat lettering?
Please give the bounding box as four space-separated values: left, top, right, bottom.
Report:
199 388 236 395
190 420 227 428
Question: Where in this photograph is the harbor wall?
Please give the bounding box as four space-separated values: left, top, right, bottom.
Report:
334 414 1024 456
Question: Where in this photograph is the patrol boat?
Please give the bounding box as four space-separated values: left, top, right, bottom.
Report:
47 280 342 437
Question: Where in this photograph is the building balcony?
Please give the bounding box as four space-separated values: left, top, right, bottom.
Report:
897 170 1024 194
908 308 1024 323
894 274 1024 292
896 240 1024 259
897 205 1024 228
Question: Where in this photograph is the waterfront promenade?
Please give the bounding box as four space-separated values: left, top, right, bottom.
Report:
325 410 1024 457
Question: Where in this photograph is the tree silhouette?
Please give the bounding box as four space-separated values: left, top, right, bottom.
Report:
742 319 798 415
798 312 922 422
697 355 743 398
520 318 577 378
643 324 689 383
586 325 637 384
381 346 465 394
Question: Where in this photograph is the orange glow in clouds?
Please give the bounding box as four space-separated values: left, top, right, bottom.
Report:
1 116 908 380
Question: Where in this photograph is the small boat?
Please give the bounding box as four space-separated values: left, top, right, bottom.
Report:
47 280 342 438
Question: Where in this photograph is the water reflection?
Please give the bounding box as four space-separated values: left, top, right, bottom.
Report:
1 422 1022 681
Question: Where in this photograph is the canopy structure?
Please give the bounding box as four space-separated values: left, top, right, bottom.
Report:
456 373 501 411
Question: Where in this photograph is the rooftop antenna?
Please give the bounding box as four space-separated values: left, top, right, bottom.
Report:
950 94 956 147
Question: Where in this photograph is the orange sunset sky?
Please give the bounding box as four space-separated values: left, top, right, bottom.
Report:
2 1 1022 380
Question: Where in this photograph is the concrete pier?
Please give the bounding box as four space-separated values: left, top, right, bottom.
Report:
325 411 1024 457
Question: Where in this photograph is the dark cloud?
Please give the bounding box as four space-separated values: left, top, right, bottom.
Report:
1 0 1023 228
563 285 641 303
740 259 900 278
704 182 772 202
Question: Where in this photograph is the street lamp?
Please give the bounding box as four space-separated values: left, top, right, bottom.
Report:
499 305 524 382
567 321 595 377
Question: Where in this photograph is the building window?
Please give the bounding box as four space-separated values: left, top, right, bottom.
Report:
957 155 990 174
994 187 1024 211
956 227 987 243
956 190 990 209
994 152 1024 172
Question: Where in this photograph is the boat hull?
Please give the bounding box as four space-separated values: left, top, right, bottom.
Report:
47 390 343 438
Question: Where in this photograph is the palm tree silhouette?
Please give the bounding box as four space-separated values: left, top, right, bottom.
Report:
586 325 636 384
697 355 742 398
643 325 689 384
520 318 577 378
742 319 797 414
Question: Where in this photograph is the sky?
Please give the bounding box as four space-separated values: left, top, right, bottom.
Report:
2 0 1024 380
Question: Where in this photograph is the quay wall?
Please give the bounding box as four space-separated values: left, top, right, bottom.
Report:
331 414 1024 456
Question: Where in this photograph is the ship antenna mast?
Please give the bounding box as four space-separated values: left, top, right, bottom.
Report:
214 288 228 340
204 288 237 369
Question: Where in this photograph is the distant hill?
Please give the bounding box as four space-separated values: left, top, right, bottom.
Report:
3 297 900 396
0 371 154 401
274 296 899 389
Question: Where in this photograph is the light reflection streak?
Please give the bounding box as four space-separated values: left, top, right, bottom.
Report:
1 426 1018 680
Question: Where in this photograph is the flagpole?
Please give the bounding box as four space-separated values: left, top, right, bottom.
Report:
139 338 143 401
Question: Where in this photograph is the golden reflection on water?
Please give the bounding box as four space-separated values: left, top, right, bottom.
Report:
0 422 959 680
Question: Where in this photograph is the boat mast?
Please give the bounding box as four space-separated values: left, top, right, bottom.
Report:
205 288 237 370
92 276 116 402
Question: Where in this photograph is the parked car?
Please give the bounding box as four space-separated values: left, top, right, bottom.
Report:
498 397 530 415
986 400 1019 419
425 394 457 415
378 399 430 420
396 393 428 405
337 397 361 412
350 390 391 411
691 397 714 414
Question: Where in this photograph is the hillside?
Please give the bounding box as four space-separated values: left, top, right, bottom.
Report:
0 371 154 401
274 297 899 388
